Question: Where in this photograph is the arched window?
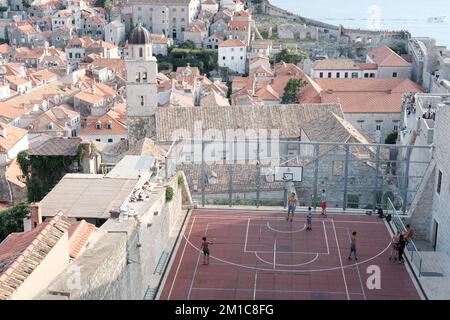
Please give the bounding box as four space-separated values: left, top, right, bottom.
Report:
140 96 144 106
139 47 143 57
142 72 147 82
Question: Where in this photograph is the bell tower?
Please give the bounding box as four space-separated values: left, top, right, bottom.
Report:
125 24 158 145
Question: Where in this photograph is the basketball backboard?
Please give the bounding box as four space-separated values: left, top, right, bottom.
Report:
274 166 303 182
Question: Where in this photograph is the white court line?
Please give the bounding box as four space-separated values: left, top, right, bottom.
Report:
253 270 258 300
181 217 392 273
346 228 367 300
193 215 384 224
187 221 209 300
244 218 250 253
191 287 365 296
323 220 330 255
254 251 319 267
267 221 307 233
273 240 276 270
331 218 350 300
167 215 197 300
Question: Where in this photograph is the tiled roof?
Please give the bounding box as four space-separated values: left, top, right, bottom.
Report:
29 137 81 156
156 103 344 142
0 123 27 153
68 220 96 259
0 102 26 120
367 46 411 67
0 212 71 300
219 39 246 47
80 110 127 136
358 63 378 70
313 59 361 71
316 78 422 113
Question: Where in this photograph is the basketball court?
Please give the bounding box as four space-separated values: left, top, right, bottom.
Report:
159 209 421 300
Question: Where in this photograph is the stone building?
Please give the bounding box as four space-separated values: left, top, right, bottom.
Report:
130 0 201 41
125 25 158 145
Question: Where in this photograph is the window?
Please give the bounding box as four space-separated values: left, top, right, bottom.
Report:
437 170 442 194
393 72 398 78
107 121 112 129
336 72 340 78
364 73 369 78
394 125 399 131
319 72 323 78
376 124 381 131
240 56 243 60
222 56 226 60
96 139 101 142
139 47 143 57
370 73 375 78
48 123 53 130
108 138 113 143
96 121 101 129
332 161 344 176
142 72 147 82
345 72 348 78
351 72 358 78
328 72 332 78
231 56 234 60
140 96 144 106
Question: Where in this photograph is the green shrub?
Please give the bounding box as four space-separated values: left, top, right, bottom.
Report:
166 186 174 201
177 175 184 186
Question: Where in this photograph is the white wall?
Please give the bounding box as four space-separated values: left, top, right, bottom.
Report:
79 133 127 143
345 112 401 143
218 46 247 74
10 233 70 300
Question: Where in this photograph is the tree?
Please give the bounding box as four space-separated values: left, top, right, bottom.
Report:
389 44 407 55
0 203 29 242
177 40 196 50
385 132 398 144
282 78 307 104
274 48 308 65
103 0 114 21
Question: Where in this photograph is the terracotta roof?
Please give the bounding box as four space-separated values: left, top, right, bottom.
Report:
5 75 30 86
219 39 246 47
316 78 422 113
0 123 27 154
367 46 411 67
0 212 71 300
228 20 250 30
358 63 378 70
5 158 25 188
86 16 106 24
68 220 96 259
0 102 26 120
80 110 127 136
74 91 104 105
185 24 206 32
29 137 81 156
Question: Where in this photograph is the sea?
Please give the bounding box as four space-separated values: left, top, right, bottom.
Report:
269 0 450 47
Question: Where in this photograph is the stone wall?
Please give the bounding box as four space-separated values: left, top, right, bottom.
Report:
42 172 191 300
127 116 156 146
431 105 450 254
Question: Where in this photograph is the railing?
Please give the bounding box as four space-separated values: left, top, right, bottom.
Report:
386 198 423 277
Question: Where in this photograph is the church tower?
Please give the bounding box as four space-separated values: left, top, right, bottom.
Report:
126 25 158 145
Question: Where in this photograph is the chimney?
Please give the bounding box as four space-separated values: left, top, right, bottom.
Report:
29 203 42 228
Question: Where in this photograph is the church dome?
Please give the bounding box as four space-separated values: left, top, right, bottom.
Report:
128 25 151 45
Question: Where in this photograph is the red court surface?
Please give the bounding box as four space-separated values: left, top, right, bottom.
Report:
160 209 421 300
